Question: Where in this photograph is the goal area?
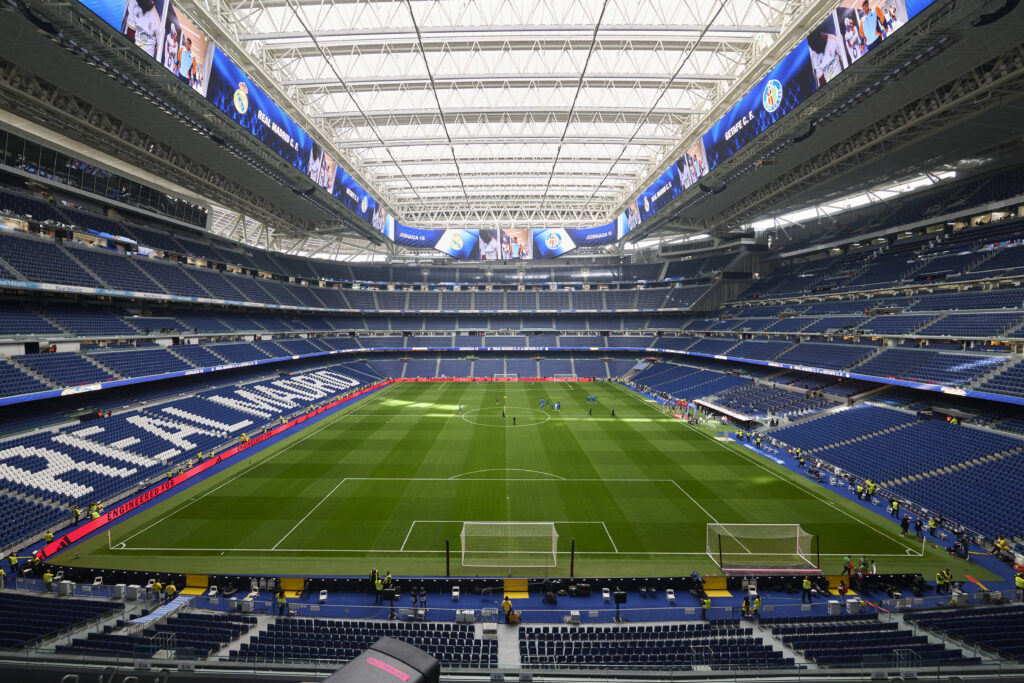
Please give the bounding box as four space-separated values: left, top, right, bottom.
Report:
553 374 578 381
493 373 517 380
460 522 558 568
706 523 818 573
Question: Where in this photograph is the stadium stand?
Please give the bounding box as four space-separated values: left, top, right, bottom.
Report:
59 613 256 658
905 606 1024 662
0 594 111 649
765 615 978 667
230 618 497 668
520 621 792 670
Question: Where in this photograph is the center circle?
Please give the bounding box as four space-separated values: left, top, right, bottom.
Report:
460 406 551 427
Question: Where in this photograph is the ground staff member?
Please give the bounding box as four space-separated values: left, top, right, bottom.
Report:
700 596 711 620
1014 572 1024 600
43 569 53 592
501 595 512 622
374 575 383 604
277 590 286 615
801 577 814 603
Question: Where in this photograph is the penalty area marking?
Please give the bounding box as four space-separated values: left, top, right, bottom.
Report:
609 382 924 556
449 468 565 480
108 383 400 549
399 520 618 553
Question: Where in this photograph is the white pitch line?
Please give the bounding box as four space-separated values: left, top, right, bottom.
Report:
610 381 922 556
273 478 349 550
111 546 920 557
399 520 419 552
116 383 400 547
600 521 619 553
449 468 566 480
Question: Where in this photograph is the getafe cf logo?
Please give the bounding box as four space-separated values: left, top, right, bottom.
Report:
450 234 463 250
360 196 369 214
233 82 249 115
762 79 783 113
545 232 561 250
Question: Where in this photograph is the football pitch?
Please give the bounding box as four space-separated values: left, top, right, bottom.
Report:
60 381 985 579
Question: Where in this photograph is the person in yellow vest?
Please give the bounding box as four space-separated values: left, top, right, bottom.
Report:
374 575 383 604
152 579 163 601
801 577 814 603
43 569 54 592
992 535 1010 558
90 509 100 520
855 483 864 500
164 583 176 603
73 506 81 523
928 517 937 536
0 565 5 589
1014 572 1024 599
700 595 711 620
276 590 287 615
43 531 53 544
501 595 513 623
8 553 18 572
935 570 947 594
751 595 762 618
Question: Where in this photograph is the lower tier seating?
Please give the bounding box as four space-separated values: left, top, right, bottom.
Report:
229 618 496 668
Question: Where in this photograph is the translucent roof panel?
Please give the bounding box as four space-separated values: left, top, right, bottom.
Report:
211 0 818 229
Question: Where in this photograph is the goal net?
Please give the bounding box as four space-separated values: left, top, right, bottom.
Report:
553 374 578 381
494 373 517 380
460 522 558 568
706 523 817 572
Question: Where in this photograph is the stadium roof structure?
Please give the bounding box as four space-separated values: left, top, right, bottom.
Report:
192 0 828 230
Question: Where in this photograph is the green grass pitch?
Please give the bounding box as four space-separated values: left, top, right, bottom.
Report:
58 381 990 580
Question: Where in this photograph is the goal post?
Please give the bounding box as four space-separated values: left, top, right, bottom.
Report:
553 373 578 381
706 523 818 572
460 522 558 568
493 373 518 381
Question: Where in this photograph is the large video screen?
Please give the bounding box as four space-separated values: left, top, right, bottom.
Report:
206 48 313 174
75 0 938 259
701 41 818 169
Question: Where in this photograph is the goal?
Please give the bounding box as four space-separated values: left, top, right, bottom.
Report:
553 374 578 381
460 522 558 568
706 523 818 573
494 373 517 381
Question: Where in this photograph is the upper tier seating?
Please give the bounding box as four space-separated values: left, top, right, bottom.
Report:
0 302 63 336
45 306 137 336
14 351 114 386
919 313 1024 337
775 343 876 370
0 231 98 288
0 359 50 397
64 245 164 294
90 348 193 379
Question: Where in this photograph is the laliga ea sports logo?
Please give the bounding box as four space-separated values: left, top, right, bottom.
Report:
233 82 249 115
450 234 463 250
762 79 783 113
545 232 561 250
360 196 369 214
